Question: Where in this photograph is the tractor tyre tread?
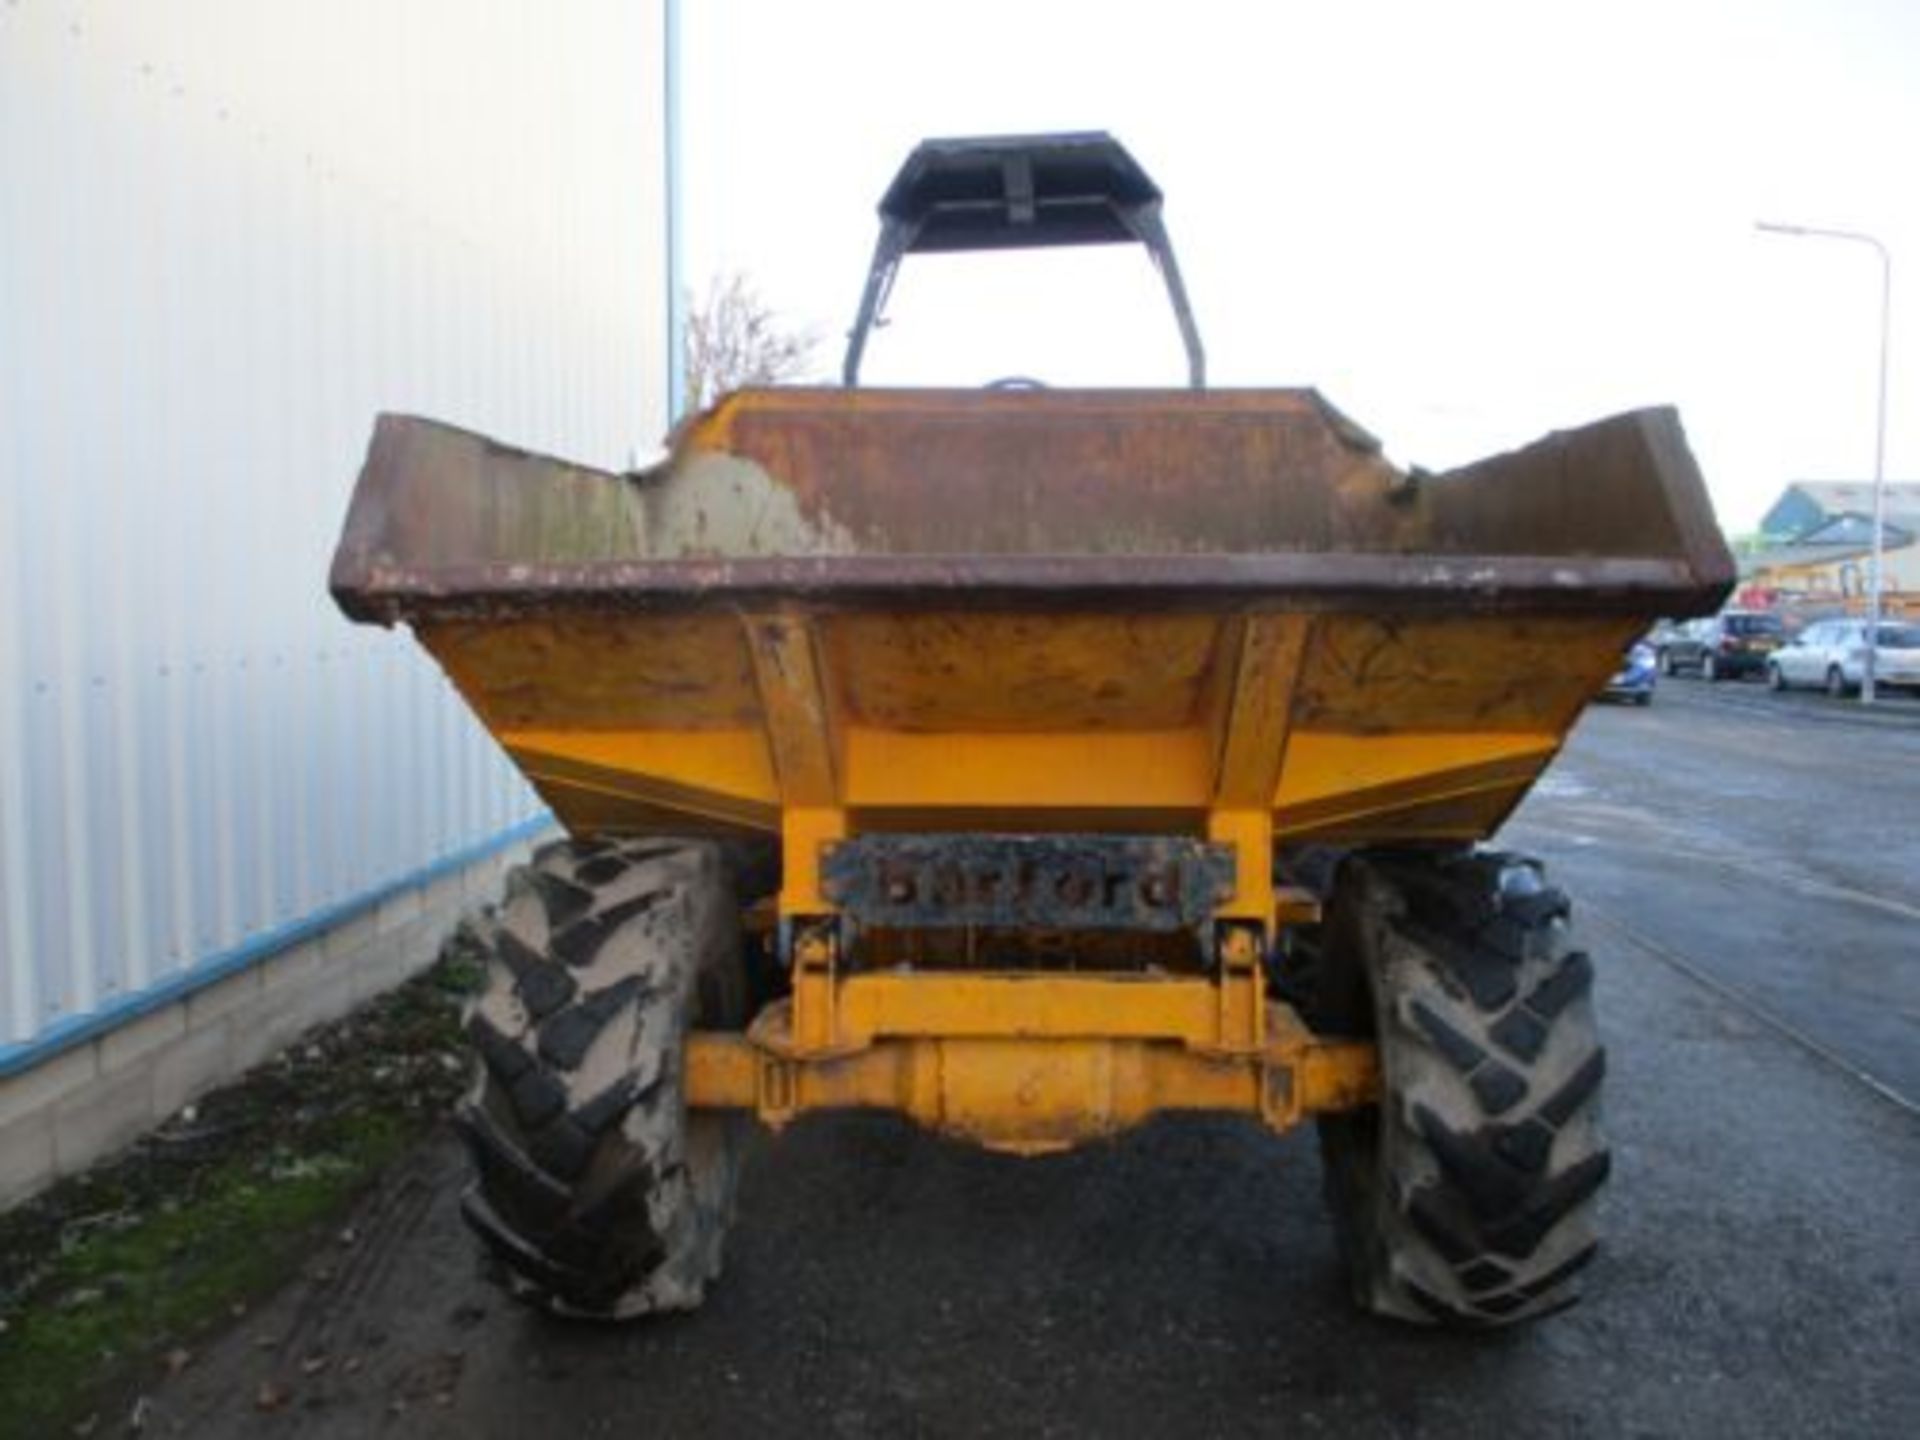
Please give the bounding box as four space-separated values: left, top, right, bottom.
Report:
457 838 746 1319
1310 847 1609 1328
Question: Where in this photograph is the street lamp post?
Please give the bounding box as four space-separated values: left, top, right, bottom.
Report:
1755 221 1893 703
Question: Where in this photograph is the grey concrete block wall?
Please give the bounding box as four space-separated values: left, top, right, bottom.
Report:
0 835 544 1208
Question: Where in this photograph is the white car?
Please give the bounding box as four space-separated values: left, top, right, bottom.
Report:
1766 620 1920 696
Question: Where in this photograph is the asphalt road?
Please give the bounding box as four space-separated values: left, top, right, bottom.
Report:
146 677 1920 1439
1507 675 1920 1105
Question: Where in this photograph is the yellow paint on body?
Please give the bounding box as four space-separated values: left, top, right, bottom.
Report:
417 607 1611 842
351 393 1724 1154
684 985 1377 1153
415 604 1626 1147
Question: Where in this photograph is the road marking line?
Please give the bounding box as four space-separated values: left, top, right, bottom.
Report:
1582 905 1920 1120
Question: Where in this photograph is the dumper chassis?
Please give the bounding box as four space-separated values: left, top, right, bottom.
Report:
331 133 1732 1326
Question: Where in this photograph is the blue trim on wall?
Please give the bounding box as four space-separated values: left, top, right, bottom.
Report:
0 816 553 1081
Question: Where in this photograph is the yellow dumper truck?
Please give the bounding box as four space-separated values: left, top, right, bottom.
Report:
331 134 1732 1327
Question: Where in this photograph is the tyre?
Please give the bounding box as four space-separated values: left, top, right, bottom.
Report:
1304 848 1609 1328
456 838 748 1319
1825 666 1849 699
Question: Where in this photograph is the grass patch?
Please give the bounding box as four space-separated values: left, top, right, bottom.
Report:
0 927 487 1439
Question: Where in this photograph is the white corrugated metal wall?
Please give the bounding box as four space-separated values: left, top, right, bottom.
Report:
0 1 672 1064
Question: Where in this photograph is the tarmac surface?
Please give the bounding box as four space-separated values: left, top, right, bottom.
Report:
149 677 1920 1438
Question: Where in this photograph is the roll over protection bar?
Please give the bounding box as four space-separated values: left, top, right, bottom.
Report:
842 131 1206 389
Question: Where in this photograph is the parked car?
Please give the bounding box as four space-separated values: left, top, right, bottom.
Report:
1766 619 1920 696
1645 618 1689 662
1604 640 1658 704
1661 611 1786 681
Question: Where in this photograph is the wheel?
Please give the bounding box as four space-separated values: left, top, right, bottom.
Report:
1700 652 1719 682
1633 691 1652 706
1825 666 1849 699
1766 663 1785 692
455 838 748 1319
1303 848 1609 1328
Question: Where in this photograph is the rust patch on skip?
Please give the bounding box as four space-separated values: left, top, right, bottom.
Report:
332 398 1733 628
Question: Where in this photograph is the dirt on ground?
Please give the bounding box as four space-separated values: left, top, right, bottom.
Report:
95 684 1920 1440
0 924 490 1440
7 684 1920 1438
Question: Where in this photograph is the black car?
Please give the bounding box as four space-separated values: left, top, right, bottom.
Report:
1659 611 1786 681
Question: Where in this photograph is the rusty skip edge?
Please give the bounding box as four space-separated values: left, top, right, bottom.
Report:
328 403 1736 627
333 551 1730 626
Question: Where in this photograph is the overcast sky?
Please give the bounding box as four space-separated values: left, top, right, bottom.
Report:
683 0 1917 534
